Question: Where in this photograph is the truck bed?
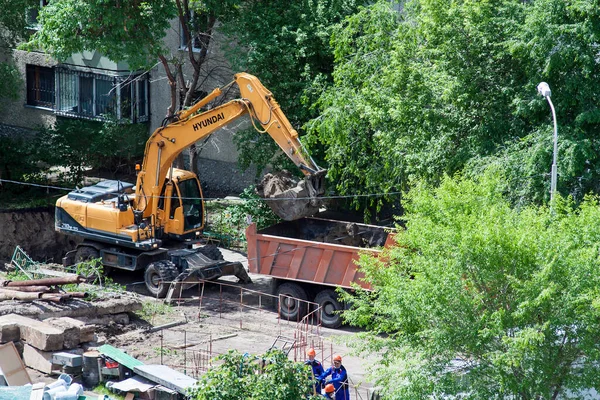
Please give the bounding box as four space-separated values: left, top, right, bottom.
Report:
245 217 395 290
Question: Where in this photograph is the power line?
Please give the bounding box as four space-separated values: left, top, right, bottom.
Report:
0 178 401 202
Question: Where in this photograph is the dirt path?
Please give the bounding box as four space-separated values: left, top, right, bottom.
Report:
102 248 378 400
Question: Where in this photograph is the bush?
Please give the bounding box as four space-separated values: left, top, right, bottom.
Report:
34 117 148 185
206 186 280 248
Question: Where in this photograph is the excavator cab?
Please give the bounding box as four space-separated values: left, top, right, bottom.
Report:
157 169 205 239
179 177 204 232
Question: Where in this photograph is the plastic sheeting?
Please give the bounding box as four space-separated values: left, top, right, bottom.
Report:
0 385 32 400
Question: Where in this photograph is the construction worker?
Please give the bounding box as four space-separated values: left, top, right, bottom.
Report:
323 383 336 399
318 354 349 400
305 348 324 395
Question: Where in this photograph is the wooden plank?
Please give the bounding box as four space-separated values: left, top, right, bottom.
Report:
0 342 31 386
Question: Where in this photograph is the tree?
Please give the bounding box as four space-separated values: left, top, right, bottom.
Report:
216 0 368 175
342 171 600 398
188 349 320 400
24 0 239 172
0 0 38 103
306 0 600 211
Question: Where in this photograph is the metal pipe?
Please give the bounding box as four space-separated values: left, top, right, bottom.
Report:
1 285 51 292
5 276 84 287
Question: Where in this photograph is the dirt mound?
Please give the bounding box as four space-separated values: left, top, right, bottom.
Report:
0 207 76 265
257 171 321 221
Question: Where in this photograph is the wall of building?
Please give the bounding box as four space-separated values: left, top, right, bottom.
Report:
1 18 259 197
149 19 257 196
0 50 58 130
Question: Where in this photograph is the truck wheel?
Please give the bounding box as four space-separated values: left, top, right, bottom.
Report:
315 289 343 329
144 261 179 298
197 244 224 260
276 283 308 321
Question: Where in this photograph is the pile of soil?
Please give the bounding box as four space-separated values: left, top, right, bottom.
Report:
0 207 76 265
257 170 320 221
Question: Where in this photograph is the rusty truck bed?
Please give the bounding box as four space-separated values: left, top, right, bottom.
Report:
245 217 395 290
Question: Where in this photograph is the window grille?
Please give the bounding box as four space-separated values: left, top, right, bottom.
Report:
26 65 55 108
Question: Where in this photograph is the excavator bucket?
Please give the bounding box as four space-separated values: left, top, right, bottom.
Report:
258 170 326 221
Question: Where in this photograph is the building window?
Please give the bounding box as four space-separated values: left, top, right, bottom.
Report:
55 68 148 122
119 78 149 123
26 0 49 29
26 65 55 109
179 11 208 53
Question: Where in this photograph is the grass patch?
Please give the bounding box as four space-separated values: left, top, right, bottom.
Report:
92 384 126 400
136 300 174 324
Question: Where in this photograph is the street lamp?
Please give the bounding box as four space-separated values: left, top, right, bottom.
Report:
537 82 558 202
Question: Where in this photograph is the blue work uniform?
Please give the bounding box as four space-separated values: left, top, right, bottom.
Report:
318 365 349 400
305 359 325 394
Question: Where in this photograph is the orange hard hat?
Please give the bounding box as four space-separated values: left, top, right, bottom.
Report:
307 348 316 356
333 354 342 362
325 384 335 393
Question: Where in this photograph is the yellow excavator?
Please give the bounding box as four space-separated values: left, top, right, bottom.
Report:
55 73 326 297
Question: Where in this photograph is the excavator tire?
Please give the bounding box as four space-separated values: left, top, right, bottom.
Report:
144 260 179 298
74 246 110 282
197 245 224 261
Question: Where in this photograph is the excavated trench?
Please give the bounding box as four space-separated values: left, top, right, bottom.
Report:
0 207 76 266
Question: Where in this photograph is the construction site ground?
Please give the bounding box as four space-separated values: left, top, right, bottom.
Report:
16 248 377 399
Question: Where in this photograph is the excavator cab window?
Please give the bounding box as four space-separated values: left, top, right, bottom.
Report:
178 178 203 231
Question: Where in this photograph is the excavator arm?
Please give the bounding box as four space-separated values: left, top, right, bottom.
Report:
135 73 325 221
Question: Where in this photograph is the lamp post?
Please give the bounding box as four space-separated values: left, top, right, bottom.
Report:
537 82 558 202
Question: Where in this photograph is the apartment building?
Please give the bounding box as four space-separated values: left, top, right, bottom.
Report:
0 4 255 195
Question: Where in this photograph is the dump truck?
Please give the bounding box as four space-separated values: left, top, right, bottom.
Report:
246 216 395 328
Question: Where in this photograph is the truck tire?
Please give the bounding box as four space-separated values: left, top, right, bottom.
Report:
276 282 308 321
197 245 224 261
315 289 343 329
144 261 179 298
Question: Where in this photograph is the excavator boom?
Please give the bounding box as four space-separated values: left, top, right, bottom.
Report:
134 73 325 222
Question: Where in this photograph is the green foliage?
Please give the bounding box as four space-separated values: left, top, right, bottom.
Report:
0 0 39 48
23 0 176 70
136 300 174 322
153 346 178 358
344 171 600 398
0 62 22 101
65 258 125 300
307 0 600 210
0 134 42 183
219 0 368 174
189 349 320 400
33 117 147 185
206 186 280 248
91 384 125 400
